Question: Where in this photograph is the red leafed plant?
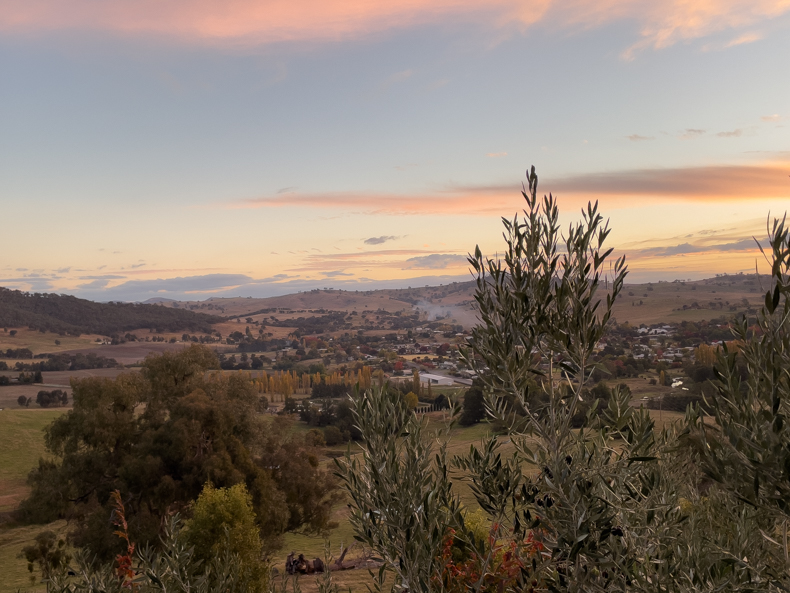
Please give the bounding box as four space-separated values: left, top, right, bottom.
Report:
434 523 544 593
110 490 138 590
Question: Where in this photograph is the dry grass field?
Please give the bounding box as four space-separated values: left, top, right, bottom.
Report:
0 328 103 357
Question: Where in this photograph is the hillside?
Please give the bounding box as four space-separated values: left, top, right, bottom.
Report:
164 274 767 330
0 274 768 343
0 287 222 336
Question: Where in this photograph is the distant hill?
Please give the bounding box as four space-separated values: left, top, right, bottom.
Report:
161 275 768 329
161 281 480 327
0 287 223 336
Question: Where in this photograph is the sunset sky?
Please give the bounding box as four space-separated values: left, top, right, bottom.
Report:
1 0 788 301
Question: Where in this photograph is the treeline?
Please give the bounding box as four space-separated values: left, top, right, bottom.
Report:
0 287 222 336
17 389 69 408
0 371 42 386
3 347 34 358
8 352 120 372
231 335 291 352
245 365 379 399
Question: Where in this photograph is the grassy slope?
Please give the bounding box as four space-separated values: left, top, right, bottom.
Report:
0 410 62 513
0 409 65 593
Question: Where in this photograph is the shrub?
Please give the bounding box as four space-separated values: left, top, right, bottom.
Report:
305 428 326 447
404 391 419 410
323 425 345 446
183 483 267 593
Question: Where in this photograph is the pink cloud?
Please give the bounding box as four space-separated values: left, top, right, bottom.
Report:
2 0 787 56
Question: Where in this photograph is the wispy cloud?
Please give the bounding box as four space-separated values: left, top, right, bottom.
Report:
632 237 764 257
726 32 763 47
364 235 399 245
626 134 654 142
761 114 784 122
403 254 468 270
717 129 744 137
679 128 706 140
487 152 508 158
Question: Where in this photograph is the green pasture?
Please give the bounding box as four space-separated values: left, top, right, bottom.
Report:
0 409 65 593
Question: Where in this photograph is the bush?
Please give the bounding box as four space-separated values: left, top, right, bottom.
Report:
20 530 70 586
646 393 710 413
404 391 419 410
183 483 267 593
323 425 346 446
305 428 326 447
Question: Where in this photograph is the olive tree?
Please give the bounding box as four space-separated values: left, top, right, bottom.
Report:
688 215 790 583
338 168 789 593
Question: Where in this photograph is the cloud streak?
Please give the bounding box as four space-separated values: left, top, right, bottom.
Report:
228 190 524 215
225 161 790 216
546 161 790 201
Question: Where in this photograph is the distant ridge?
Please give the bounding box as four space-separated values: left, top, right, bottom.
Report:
0 287 222 336
142 297 177 304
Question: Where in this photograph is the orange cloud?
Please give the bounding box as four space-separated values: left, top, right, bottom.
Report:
546 161 790 201
226 160 790 216
2 0 788 55
228 190 524 216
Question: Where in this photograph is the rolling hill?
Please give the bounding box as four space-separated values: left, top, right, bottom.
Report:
0 287 222 336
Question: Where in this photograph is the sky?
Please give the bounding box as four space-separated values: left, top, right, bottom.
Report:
1 0 788 302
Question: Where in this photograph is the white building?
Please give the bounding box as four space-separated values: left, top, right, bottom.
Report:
419 373 455 386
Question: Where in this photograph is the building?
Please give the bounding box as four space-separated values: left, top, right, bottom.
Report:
419 373 455 386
